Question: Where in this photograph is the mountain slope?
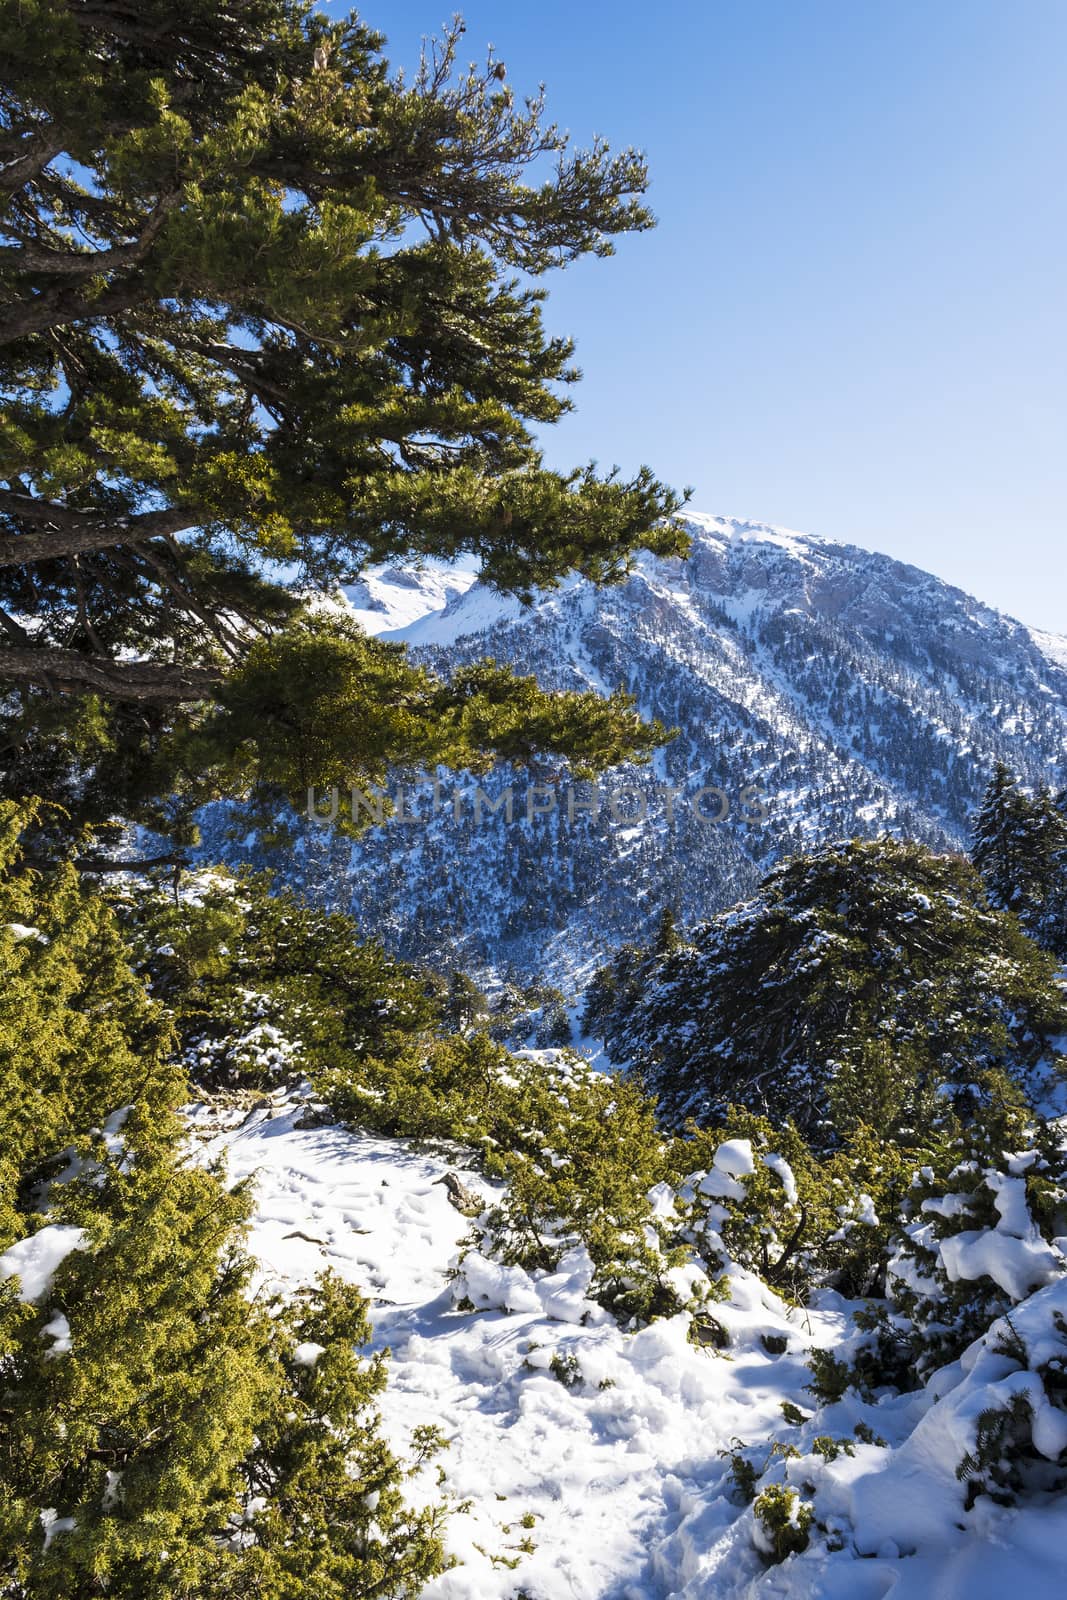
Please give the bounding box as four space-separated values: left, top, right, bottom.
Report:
198 514 1067 985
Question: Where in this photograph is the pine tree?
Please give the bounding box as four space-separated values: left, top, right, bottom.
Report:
971 763 1025 907
588 838 1067 1143
971 765 1067 954
886 1072 1067 1377
0 2 685 840
0 805 448 1595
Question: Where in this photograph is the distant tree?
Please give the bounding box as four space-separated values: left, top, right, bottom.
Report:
0 1 684 845
652 903 682 954
535 998 572 1048
971 765 1067 957
589 838 1067 1143
441 969 490 1036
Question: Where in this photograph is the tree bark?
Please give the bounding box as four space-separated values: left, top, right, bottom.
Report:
0 277 149 348
0 132 65 196
0 645 220 702
0 497 198 567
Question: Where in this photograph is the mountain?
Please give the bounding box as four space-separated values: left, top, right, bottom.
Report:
197 514 1067 987
340 561 478 635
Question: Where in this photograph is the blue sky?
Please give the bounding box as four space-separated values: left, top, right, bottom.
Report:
348 1 1066 631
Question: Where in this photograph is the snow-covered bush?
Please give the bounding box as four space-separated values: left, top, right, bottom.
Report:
675 1121 813 1297
675 1113 909 1303
461 1050 699 1326
887 1075 1067 1376
951 1287 1067 1506
751 1484 814 1562
740 1276 1067 1578
114 874 439 1089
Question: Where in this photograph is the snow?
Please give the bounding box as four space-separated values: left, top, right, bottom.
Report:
457 1245 607 1327
938 1228 1063 1301
186 1094 1067 1599
389 581 528 646
1028 626 1067 673
340 561 480 637
193 1095 849 1599
39 1509 76 1551
291 1340 326 1367
41 1311 73 1356
684 511 835 563
712 1138 756 1178
763 1153 799 1205
696 1166 746 1202
0 1224 88 1303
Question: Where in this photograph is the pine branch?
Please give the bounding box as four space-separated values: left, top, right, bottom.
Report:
0 130 65 196
73 850 189 874
0 496 198 567
0 645 219 702
0 275 149 348
0 195 176 278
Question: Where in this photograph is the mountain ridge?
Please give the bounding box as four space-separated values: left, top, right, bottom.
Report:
197 513 1067 986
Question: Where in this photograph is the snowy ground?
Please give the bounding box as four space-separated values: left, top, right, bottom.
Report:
187 1092 1067 1600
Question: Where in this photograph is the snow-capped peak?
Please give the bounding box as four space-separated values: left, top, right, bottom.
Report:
680 511 835 560
342 560 479 637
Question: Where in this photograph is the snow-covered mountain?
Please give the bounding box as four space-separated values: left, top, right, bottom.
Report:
341 561 478 636
199 514 1067 985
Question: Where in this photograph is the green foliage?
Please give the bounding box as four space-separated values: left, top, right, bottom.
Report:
112 871 439 1088
0 2 683 830
720 1444 760 1504
751 1485 813 1563
810 1434 855 1463
473 1054 691 1326
887 1072 1067 1376
971 764 1067 959
1 1135 266 1595
955 1392 1038 1508
804 1350 854 1406
0 800 178 1202
588 838 1067 1144
534 998 573 1050
231 1272 451 1598
485 973 565 1046
0 806 448 1596
322 1028 514 1149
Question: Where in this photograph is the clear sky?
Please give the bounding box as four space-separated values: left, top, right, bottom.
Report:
345 1 1066 631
